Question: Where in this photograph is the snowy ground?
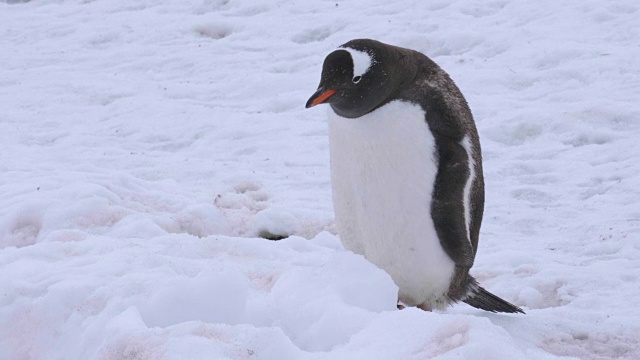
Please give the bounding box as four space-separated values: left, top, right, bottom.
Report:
1 0 639 359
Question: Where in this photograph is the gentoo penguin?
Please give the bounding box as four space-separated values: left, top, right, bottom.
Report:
305 39 524 313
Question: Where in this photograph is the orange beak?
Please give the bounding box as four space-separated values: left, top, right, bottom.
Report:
305 88 337 108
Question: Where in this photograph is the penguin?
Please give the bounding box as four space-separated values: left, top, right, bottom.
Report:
305 39 524 314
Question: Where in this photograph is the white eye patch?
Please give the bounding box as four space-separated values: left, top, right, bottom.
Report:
339 47 373 78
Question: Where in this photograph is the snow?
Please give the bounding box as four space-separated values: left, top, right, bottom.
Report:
0 0 639 359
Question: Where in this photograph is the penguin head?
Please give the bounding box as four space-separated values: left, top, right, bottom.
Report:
306 39 414 119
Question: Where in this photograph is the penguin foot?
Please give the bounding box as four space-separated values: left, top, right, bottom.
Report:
397 300 407 310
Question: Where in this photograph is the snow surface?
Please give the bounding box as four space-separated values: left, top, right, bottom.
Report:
1 0 639 359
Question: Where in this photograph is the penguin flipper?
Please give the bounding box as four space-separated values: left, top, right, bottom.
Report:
422 90 482 269
430 138 476 268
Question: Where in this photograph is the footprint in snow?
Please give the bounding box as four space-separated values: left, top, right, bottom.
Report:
194 23 232 40
214 182 302 240
291 24 344 44
195 0 232 13
541 330 639 359
426 321 470 357
511 188 555 204
517 279 574 309
564 132 613 148
459 1 509 17
3 221 41 248
1 206 44 248
214 181 269 235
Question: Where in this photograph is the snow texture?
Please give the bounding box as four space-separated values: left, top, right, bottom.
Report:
1 0 639 359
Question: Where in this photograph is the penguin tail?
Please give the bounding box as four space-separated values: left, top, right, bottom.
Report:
462 278 525 314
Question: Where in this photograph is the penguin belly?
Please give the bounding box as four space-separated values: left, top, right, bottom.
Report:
328 100 456 309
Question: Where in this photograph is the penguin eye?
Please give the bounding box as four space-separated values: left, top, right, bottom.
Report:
352 75 362 84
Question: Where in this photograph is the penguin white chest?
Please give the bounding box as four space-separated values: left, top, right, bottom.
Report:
328 100 456 307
